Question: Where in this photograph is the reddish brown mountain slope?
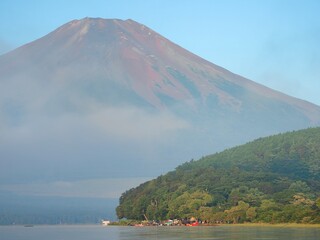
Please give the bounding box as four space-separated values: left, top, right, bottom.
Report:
1 18 319 121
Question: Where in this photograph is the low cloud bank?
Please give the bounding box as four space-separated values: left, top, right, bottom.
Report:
0 177 152 198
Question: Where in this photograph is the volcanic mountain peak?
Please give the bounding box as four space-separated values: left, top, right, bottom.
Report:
53 18 161 49
1 17 320 125
0 18 253 110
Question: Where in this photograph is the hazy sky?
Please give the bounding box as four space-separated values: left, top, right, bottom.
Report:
1 0 320 200
1 0 320 106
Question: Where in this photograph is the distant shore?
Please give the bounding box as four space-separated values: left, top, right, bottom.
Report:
109 220 320 228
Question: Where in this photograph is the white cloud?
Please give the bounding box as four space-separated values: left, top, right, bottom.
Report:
0 177 152 199
86 106 190 140
0 105 190 184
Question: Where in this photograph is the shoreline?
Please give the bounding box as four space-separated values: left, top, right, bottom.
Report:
219 223 320 228
1 223 320 228
109 220 320 228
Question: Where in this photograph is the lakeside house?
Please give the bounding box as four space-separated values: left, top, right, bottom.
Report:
101 220 111 226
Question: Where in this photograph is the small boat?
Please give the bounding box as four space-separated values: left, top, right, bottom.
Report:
191 221 199 226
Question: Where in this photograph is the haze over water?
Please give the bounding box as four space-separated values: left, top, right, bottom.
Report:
1 225 319 240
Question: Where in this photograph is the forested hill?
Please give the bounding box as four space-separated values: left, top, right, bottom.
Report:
116 127 320 223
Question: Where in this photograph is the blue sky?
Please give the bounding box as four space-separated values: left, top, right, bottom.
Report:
1 0 320 105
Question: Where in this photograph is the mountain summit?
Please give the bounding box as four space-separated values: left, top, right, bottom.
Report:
1 18 320 116
1 18 320 182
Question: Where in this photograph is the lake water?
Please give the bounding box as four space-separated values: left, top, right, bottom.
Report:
1 225 320 240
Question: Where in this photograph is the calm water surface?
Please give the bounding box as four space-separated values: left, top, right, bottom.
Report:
1 225 319 240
